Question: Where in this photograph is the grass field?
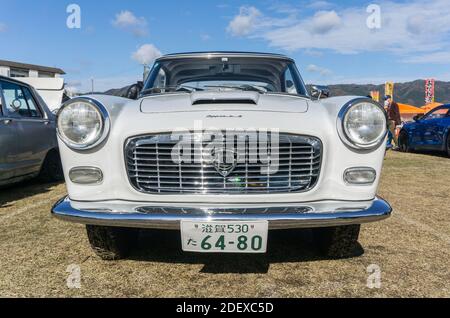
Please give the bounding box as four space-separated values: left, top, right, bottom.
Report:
0 151 449 297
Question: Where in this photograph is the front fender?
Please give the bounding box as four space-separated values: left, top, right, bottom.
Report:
77 94 137 126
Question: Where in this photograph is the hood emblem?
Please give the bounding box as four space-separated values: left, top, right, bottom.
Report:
206 115 243 119
211 148 237 177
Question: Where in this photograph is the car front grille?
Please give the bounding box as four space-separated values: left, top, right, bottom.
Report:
125 132 322 194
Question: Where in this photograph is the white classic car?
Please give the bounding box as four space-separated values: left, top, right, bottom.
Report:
52 52 392 260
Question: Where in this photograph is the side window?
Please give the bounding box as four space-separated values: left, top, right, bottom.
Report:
1 81 42 118
284 68 298 95
0 83 3 116
22 87 41 118
424 108 448 120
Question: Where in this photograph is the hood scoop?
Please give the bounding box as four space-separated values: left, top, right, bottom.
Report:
192 99 257 105
190 91 260 106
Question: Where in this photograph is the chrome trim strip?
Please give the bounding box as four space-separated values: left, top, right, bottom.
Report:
156 52 294 62
52 196 392 230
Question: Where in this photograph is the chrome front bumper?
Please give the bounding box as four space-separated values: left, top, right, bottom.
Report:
51 196 392 230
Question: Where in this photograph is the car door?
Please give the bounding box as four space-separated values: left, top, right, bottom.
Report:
412 107 444 149
420 107 449 150
428 107 450 150
1 80 55 178
410 117 426 148
0 81 20 182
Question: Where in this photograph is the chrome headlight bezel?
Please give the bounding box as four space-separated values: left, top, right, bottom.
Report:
337 98 388 150
57 97 110 150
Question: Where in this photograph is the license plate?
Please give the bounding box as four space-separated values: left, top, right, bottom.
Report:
181 221 269 253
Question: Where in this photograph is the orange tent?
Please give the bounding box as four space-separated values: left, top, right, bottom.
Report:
421 102 443 113
398 103 426 114
397 103 426 123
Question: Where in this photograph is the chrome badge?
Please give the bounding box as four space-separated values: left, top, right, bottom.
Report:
211 148 237 177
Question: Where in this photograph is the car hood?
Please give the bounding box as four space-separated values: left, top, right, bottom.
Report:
140 91 309 114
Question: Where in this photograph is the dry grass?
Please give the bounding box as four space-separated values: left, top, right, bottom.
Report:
0 151 449 297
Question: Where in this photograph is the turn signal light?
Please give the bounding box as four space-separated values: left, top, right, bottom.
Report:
69 167 103 185
344 168 376 185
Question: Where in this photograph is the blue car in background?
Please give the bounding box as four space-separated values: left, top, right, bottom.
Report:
398 104 450 157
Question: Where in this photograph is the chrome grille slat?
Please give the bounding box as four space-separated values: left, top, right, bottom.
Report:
135 180 315 185
126 161 321 168
126 133 322 194
132 174 318 181
155 143 161 192
136 147 315 151
137 187 308 193
128 157 321 163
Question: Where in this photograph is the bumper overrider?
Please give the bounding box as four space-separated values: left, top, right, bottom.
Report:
52 196 392 230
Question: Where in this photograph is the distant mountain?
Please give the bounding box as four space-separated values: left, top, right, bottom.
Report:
326 80 450 106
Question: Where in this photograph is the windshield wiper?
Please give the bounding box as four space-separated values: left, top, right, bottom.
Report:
140 85 203 96
204 84 268 93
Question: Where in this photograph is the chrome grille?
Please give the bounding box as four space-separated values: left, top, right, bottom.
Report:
125 133 322 194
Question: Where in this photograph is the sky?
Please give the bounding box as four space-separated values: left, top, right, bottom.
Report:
1 0 450 92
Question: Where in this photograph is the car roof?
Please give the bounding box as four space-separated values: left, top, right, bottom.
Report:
156 51 294 62
430 104 450 110
0 75 33 88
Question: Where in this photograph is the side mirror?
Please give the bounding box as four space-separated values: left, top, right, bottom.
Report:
311 85 330 100
413 114 423 122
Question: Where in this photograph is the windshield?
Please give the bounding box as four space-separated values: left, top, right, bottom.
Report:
142 56 308 96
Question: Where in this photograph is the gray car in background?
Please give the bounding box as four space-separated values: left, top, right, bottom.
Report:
0 76 63 186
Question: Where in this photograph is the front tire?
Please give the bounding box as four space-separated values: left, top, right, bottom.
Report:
398 131 410 153
446 133 450 158
312 225 361 259
39 150 64 182
86 225 139 260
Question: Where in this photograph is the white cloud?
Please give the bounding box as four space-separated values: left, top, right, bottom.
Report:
113 10 148 37
404 51 450 64
65 85 80 96
406 15 425 34
227 6 262 37
306 64 332 76
0 23 6 32
303 49 324 57
309 10 341 34
226 0 450 61
131 44 162 65
226 6 298 37
307 1 333 10
113 10 144 28
268 3 301 15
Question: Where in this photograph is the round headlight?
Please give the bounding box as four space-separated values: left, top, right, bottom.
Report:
57 98 110 150
338 99 387 149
